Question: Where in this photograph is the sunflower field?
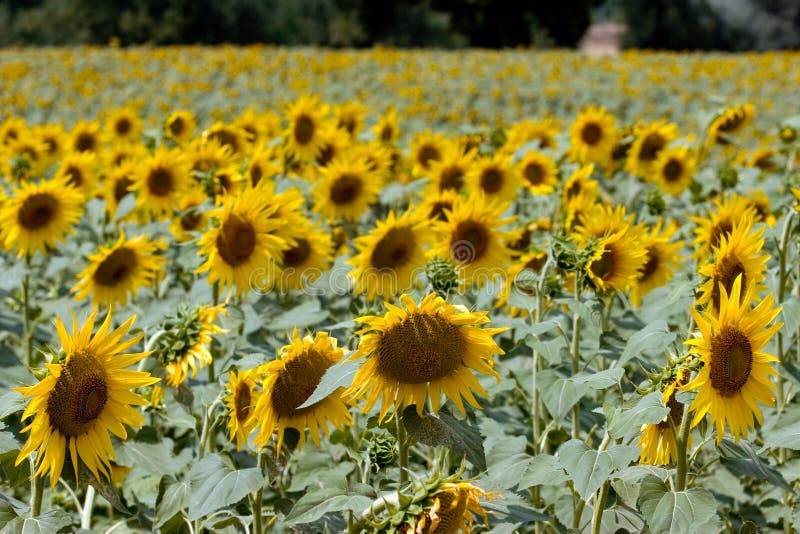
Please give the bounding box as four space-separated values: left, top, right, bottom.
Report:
1 45 800 534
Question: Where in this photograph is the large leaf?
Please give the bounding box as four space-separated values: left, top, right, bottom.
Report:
296 357 359 410
155 475 190 528
537 369 590 420
518 454 569 488
606 392 670 439
482 435 531 491
762 420 800 451
187 453 264 521
116 439 189 478
267 300 328 330
638 475 716 534
0 509 72 534
618 320 675 366
525 336 567 365
572 368 624 390
285 487 373 526
717 439 793 492
557 440 639 500
401 408 486 471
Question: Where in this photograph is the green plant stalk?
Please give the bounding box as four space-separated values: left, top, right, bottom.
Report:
208 281 220 383
571 274 583 441
80 485 96 530
674 403 693 491
396 412 409 485
590 434 612 534
30 457 44 517
22 257 33 368
251 452 265 534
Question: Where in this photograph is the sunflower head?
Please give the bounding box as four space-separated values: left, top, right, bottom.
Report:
225 368 259 449
625 121 678 178
313 154 381 222
653 146 696 197
69 121 101 153
106 107 143 142
164 110 197 144
584 229 647 294
569 106 616 167
284 95 332 163
637 368 691 465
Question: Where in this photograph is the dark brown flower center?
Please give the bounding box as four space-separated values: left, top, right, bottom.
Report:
376 313 466 383
169 117 185 136
429 201 452 221
114 177 134 203
708 219 733 252
316 143 336 167
74 132 97 152
663 159 683 182
480 167 504 194
380 125 394 142
93 247 137 286
639 248 660 282
64 165 84 188
638 133 666 162
180 207 203 231
717 110 746 133
115 117 132 136
293 115 315 145
249 164 264 187
270 350 332 416
711 258 746 311
417 145 440 169
208 129 240 154
283 238 311 267
371 227 414 269
216 214 256 267
147 167 175 197
235 380 252 423
581 123 602 146
47 349 109 437
18 193 58 230
330 173 363 205
523 162 545 186
451 220 489 263
710 326 753 396
590 248 615 282
439 166 465 191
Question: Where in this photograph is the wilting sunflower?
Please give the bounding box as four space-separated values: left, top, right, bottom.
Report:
196 189 287 296
350 209 432 300
410 131 449 177
346 293 505 421
372 105 401 144
73 232 166 308
284 95 332 163
253 329 352 453
401 481 497 534
54 151 98 198
517 151 559 196
275 222 333 292
569 106 616 168
696 219 768 315
637 369 691 465
708 104 755 145
15 310 159 489
432 194 516 288
154 304 227 387
631 221 684 307
164 109 196 144
465 153 517 203
504 118 559 153
653 146 696 196
69 120 102 153
1 177 84 258
225 368 259 449
625 121 678 179
169 188 210 242
131 148 191 218
313 155 381 222
585 229 647 293
690 192 758 260
105 107 143 143
684 275 782 443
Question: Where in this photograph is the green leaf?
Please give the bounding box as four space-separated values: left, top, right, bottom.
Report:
0 451 30 489
717 439 793 492
0 509 73 534
116 439 188 478
637 475 716 534
780 296 800 337
525 336 567 365
267 300 328 330
619 320 675 366
0 432 19 456
0 492 28 526
285 487 373 525
0 391 26 420
287 452 354 493
607 392 670 439
518 454 568 488
401 408 486 471
762 420 800 451
187 454 264 521
481 435 531 491
296 356 359 410
572 368 624 389
155 475 190 529
557 440 638 500
537 369 590 420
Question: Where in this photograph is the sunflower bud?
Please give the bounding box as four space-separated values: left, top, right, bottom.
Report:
780 126 797 144
645 188 666 216
425 258 459 297
718 164 738 190
366 432 398 470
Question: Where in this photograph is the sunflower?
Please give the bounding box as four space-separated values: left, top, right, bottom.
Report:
746 189 776 227
517 151 559 196
185 137 234 175
401 481 497 534
5 137 49 179
684 275 782 444
170 188 210 242
561 164 598 206
232 108 267 145
696 219 768 315
103 163 138 219
164 110 197 144
346 293 505 422
373 105 401 144
275 222 333 292
204 122 249 160
54 151 98 198
504 118 560 153
585 229 647 293
569 106 616 167
154 304 227 387
103 142 145 169
426 144 476 194
245 147 280 188
653 146 696 197
0 117 27 146
196 189 288 296
410 131 449 177
637 369 691 465
625 121 678 179
73 232 166 307
494 249 549 316
253 329 352 453
746 148 779 173
350 209 432 300
225 368 259 450
708 104 755 145
631 221 684 307
313 127 352 168
260 186 309 244
69 120 102 153
208 165 246 204
347 141 394 181
690 192 758 260
432 194 515 288
564 188 599 232
1 177 84 258
284 95 332 163
466 153 518 203
334 101 366 139
31 124 67 165
105 107 143 143
313 155 381 222
131 148 191 218
14 310 159 489
573 202 643 245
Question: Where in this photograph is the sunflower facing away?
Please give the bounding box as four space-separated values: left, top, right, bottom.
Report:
346 293 506 422
1 176 84 258
684 275 782 444
349 209 432 300
73 232 166 308
569 106 616 168
253 329 352 453
15 310 159 489
225 368 259 450
637 368 691 465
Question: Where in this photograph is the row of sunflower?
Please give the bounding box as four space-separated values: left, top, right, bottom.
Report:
0 89 798 533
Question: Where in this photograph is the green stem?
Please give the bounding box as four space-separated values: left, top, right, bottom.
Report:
251 452 265 534
208 282 220 383
396 412 409 485
590 434 612 534
674 403 693 491
30 470 44 517
80 485 96 530
22 258 33 368
571 275 583 440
